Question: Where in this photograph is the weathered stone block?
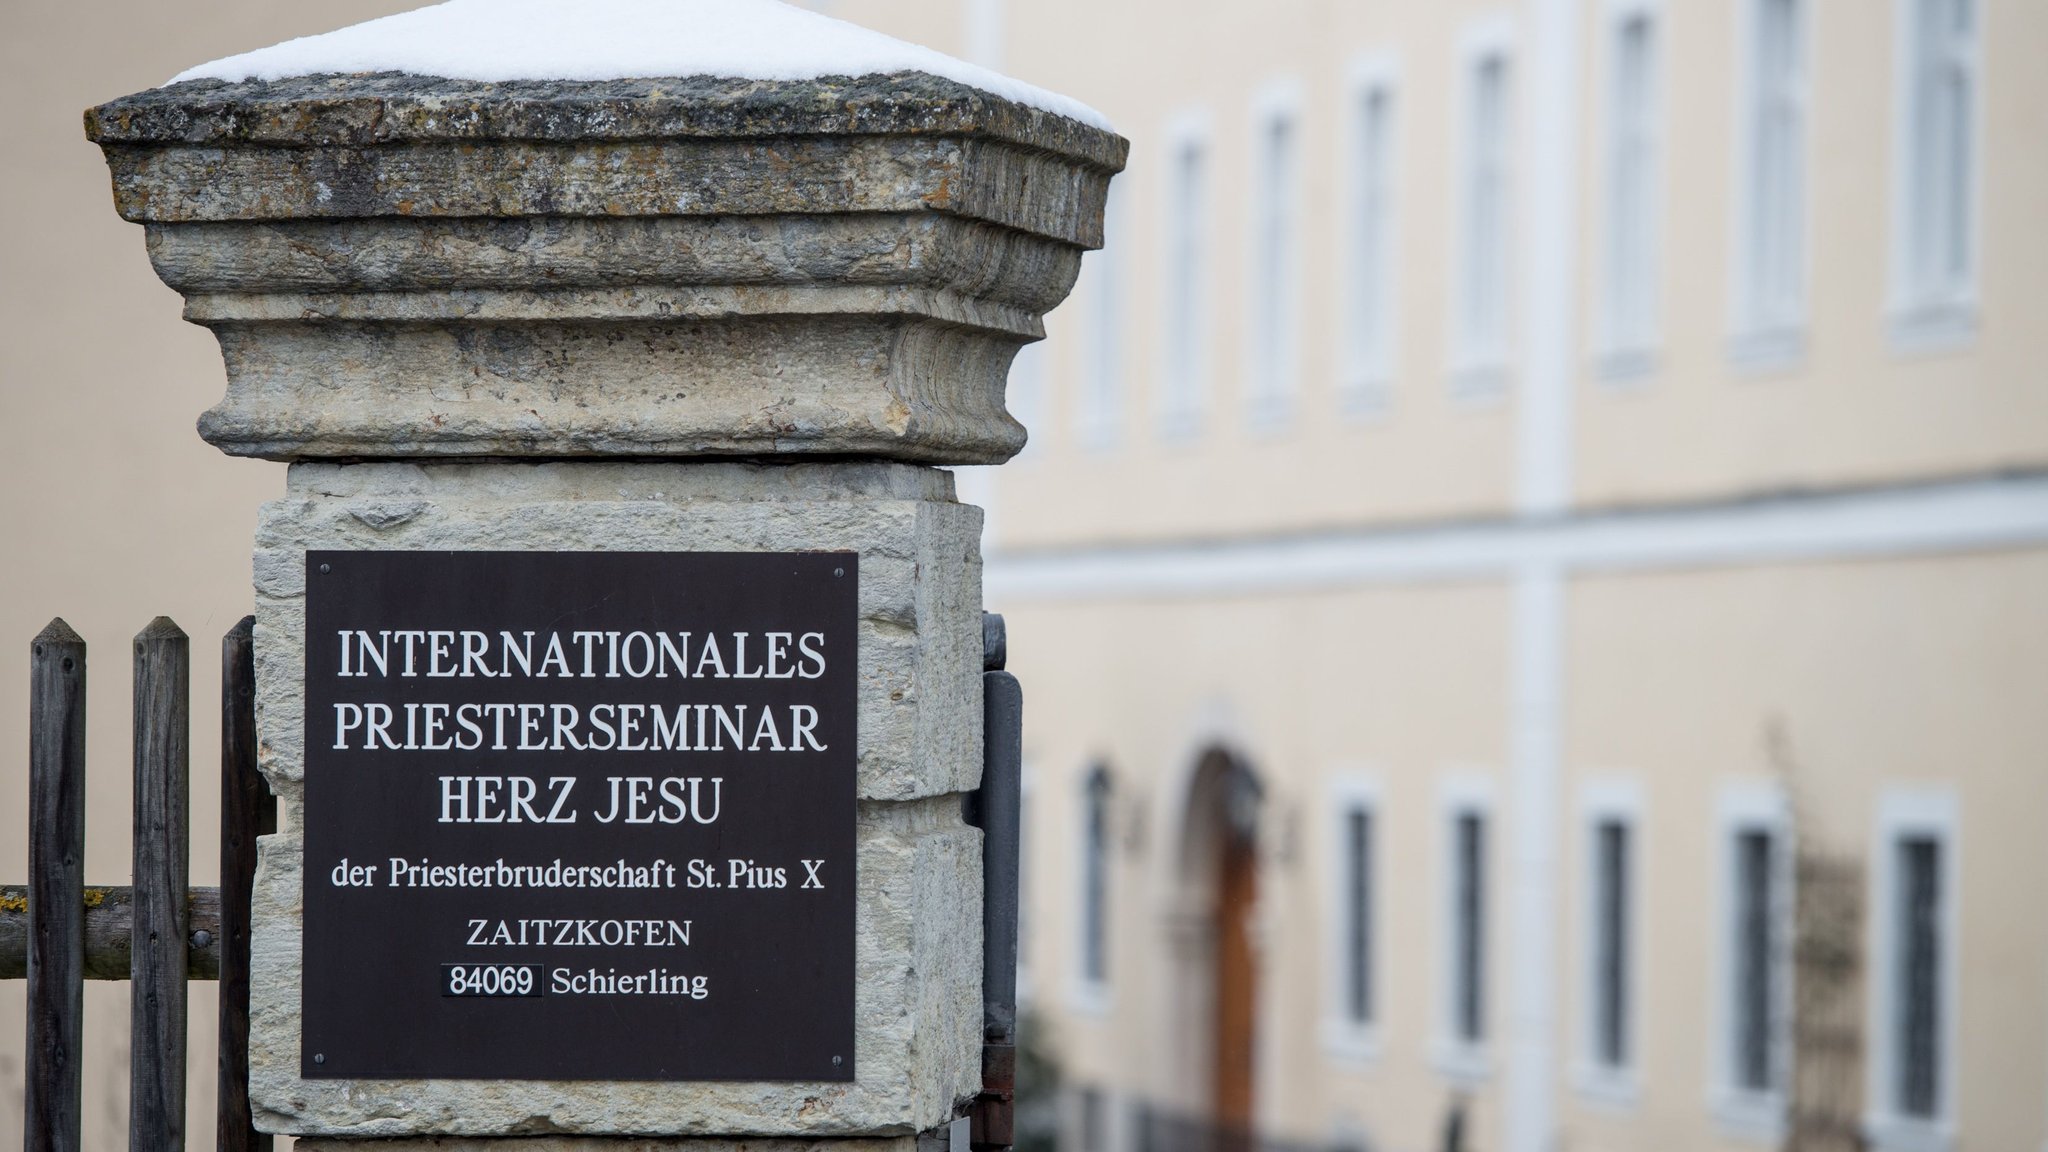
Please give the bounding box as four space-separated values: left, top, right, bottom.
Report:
84 74 1127 465
253 461 983 802
244 460 985 1137
250 801 980 1136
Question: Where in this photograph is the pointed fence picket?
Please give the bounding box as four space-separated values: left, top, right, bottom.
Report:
2 616 272 1152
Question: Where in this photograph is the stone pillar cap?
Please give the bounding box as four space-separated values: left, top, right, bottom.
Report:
86 1 1125 465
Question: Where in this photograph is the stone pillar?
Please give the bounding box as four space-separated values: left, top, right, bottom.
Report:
88 70 1121 1149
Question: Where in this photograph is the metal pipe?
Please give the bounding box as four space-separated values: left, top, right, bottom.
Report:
971 612 1021 1150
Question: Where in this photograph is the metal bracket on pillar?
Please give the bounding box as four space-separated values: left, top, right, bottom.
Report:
919 1116 972 1152
968 611 1020 1151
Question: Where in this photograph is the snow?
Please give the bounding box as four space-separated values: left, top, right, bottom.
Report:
170 0 1110 131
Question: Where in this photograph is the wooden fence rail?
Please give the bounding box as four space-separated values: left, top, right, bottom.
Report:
4 615 271 1152
0 887 223 980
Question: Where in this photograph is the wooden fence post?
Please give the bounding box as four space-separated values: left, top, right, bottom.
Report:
27 619 87 1152
217 617 271 1152
131 618 189 1152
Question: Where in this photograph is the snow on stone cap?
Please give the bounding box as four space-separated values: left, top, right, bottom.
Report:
170 0 1110 131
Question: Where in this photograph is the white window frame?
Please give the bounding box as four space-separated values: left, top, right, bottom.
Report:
963 0 1006 70
1710 781 1794 1143
1067 1083 1140 1152
1729 0 1810 369
1338 54 1402 419
1596 0 1664 382
1244 79 1306 432
1887 0 1981 351
1070 763 1115 1016
1573 778 1644 1107
1865 787 1959 1152
1322 770 1381 1063
1449 15 1517 399
1066 1083 1113 1152
1078 185 1125 451
1433 773 1495 1083
1329 1116 1375 1152
1157 109 1213 441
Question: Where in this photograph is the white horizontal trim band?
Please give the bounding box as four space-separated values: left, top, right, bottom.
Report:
986 474 2048 603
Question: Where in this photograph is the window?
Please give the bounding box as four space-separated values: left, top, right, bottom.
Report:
1601 3 1661 375
1454 30 1514 392
1078 188 1124 448
1074 1085 1108 1152
1577 781 1642 1104
1247 84 1303 428
1894 838 1943 1117
1344 806 1375 1025
1592 821 1631 1064
1159 116 1210 437
1735 0 1807 361
1342 60 1399 414
1453 811 1487 1043
1436 776 1492 1079
1713 783 1791 1140
1324 775 1379 1059
1074 765 1113 1009
1732 829 1779 1090
1866 788 1957 1151
1892 0 1978 344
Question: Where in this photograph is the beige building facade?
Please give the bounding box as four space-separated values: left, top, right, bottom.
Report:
882 2 2047 1152
1 2 2044 1152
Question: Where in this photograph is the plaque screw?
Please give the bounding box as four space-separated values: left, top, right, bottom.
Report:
832 1055 843 1066
191 929 213 949
834 568 844 578
319 563 331 574
313 1054 326 1065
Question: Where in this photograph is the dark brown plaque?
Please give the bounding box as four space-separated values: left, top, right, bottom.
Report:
301 550 856 1081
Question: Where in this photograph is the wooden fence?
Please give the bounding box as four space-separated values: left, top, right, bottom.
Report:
0 616 272 1152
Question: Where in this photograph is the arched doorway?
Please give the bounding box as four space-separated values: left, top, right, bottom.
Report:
1170 746 1263 1147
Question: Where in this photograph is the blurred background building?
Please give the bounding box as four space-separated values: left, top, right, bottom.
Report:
2 2 2045 1152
